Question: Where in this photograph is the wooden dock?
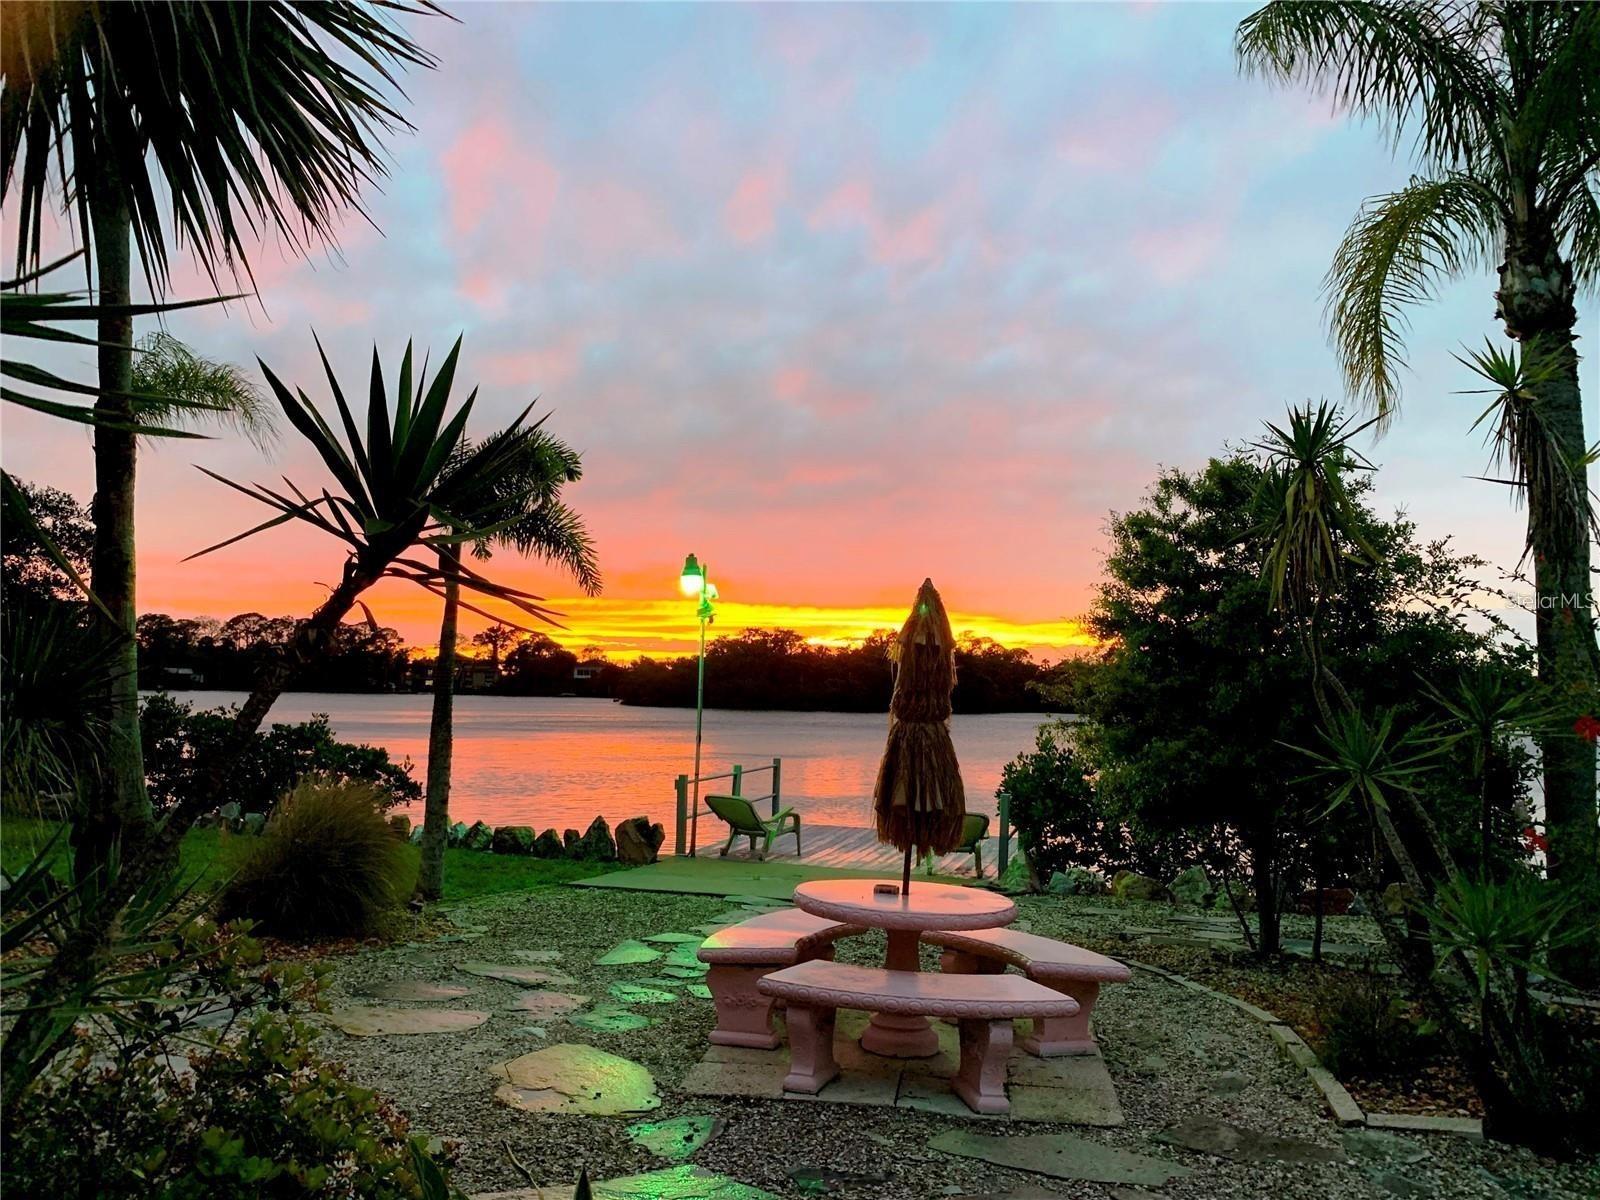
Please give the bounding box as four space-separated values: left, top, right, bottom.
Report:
698 822 1002 879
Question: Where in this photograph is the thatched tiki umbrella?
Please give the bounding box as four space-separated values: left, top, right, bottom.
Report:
874 578 966 891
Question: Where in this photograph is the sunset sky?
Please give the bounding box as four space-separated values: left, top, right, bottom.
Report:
5 2 1587 660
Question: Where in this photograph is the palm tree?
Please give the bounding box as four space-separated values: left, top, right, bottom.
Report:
417 433 600 901
1236 0 1599 900
1 0 436 874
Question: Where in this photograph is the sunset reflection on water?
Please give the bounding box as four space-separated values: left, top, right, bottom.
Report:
182 693 1053 832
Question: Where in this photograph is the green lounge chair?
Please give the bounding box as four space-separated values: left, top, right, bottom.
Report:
706 794 801 861
919 812 992 878
956 813 991 878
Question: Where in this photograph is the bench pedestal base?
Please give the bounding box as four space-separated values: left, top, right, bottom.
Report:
706 964 781 1050
953 1018 1014 1114
782 1004 840 1094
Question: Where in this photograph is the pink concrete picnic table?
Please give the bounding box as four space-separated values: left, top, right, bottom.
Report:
792 878 1016 1057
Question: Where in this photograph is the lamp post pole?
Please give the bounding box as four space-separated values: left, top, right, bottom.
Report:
680 553 716 856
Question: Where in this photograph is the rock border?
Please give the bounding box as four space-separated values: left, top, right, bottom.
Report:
1123 958 1483 1139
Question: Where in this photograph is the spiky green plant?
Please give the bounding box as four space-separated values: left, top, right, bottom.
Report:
189 336 566 772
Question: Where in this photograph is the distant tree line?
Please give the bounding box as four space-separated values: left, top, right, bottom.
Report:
612 627 1064 713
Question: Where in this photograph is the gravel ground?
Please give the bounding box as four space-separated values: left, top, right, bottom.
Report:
315 887 1600 1200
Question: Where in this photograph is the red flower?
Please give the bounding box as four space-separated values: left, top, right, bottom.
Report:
1522 825 1549 854
1573 714 1600 744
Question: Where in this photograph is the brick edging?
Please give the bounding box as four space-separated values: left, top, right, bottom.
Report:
1120 958 1482 1139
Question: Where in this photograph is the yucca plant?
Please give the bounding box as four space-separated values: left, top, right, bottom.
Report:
1252 402 1382 721
188 336 566 792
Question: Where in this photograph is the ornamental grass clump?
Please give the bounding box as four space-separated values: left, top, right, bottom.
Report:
219 778 409 939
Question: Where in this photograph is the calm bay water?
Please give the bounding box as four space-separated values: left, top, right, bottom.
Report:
175 692 1055 833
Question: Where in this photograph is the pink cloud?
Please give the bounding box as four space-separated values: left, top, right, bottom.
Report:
480 338 583 391
724 167 785 243
1128 217 1229 285
1058 96 1178 173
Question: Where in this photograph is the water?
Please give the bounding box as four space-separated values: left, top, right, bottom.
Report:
170 692 1055 833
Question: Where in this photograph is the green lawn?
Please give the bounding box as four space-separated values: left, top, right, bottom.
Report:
0 818 613 904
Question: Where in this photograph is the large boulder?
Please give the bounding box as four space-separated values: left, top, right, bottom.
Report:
615 816 665 866
1167 866 1213 908
1049 867 1107 896
408 824 425 845
1111 870 1167 902
388 814 412 842
240 812 266 837
533 828 566 859
491 825 538 855
576 816 617 862
462 821 495 852
562 829 583 858
447 821 470 848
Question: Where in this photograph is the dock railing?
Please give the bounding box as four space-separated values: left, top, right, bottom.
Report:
673 757 782 856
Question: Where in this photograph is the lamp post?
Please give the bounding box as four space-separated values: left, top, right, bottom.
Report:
679 553 718 855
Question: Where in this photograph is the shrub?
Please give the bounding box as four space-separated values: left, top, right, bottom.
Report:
141 692 422 816
218 779 410 939
999 724 1177 885
1309 966 1424 1077
7 1012 461 1199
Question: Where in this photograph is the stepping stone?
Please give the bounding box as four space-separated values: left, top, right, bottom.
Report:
611 1165 779 1198
1156 1116 1348 1164
509 991 590 1020
328 1007 489 1036
596 940 663 966
572 1005 655 1033
661 966 708 980
724 894 781 907
1341 1128 1429 1166
491 1043 660 1117
610 983 678 1005
458 962 577 987
510 949 564 963
928 1131 1192 1187
626 1114 724 1161
643 933 704 945
1205 1070 1248 1095
687 983 712 1000
662 943 707 968
357 980 473 1002
512 1025 548 1038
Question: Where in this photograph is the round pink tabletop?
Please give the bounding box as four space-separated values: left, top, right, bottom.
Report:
793 879 1014 932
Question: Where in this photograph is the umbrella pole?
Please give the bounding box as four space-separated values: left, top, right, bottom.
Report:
902 844 913 894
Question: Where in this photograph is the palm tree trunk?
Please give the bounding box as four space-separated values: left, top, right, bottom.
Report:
1498 237 1598 968
77 183 150 885
417 545 460 901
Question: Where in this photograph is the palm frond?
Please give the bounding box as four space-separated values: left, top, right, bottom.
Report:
1 1 443 291
130 332 276 448
1325 173 1503 423
1235 0 1501 169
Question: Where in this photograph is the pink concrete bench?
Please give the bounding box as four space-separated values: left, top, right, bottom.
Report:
697 909 865 1049
758 959 1078 1114
921 928 1130 1056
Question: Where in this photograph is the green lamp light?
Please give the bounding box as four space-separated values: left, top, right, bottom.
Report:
679 553 706 597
